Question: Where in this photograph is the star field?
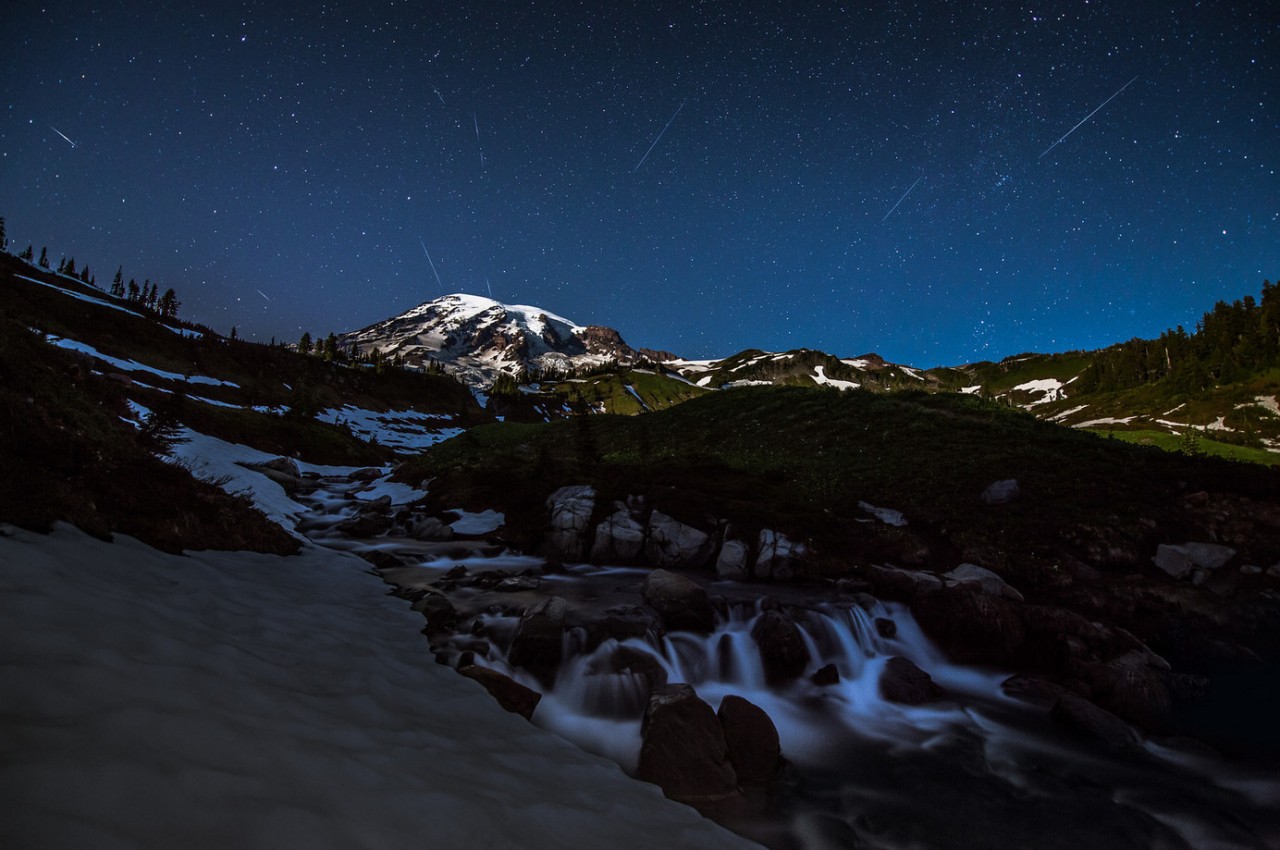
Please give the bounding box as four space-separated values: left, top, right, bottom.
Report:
2 2 1276 366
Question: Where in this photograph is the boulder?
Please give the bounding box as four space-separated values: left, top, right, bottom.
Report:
408 516 454 541
811 663 841 686
942 563 1025 602
645 511 713 569
874 617 897 639
458 666 542 720
507 597 569 686
495 575 540 592
350 466 383 481
750 608 810 685
715 538 750 580
637 685 739 802
335 512 392 537
1152 544 1195 578
410 591 458 641
590 504 647 563
755 529 808 579
258 456 301 478
642 569 715 634
1184 542 1236 571
544 485 596 560
878 656 943 705
868 564 945 600
981 479 1020 505
910 584 1026 666
1083 650 1175 731
1050 694 1143 755
717 695 782 785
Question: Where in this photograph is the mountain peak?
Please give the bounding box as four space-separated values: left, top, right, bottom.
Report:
340 294 636 388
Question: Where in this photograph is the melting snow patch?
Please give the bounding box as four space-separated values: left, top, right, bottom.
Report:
354 475 426 506
166 428 310 531
1011 378 1063 406
811 365 859 391
1050 404 1090 421
1074 416 1136 428
1251 395 1280 415
319 406 464 452
0 525 752 850
960 385 983 395
449 509 506 535
841 358 870 369
44 334 240 387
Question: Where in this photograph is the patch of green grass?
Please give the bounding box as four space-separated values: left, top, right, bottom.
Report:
1091 429 1280 467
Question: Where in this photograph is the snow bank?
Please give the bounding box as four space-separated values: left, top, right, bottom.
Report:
0 525 756 850
317 405 464 453
811 365 859 391
44 333 239 387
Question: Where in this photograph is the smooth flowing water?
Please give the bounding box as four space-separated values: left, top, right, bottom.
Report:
300 471 1280 850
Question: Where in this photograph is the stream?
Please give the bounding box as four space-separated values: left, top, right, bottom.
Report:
295 469 1280 850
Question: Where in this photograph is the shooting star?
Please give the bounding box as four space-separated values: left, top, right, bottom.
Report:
432 86 445 105
419 238 444 289
882 175 924 222
473 112 485 168
256 289 271 302
485 277 493 298
50 125 77 148
1039 75 1139 160
632 99 686 173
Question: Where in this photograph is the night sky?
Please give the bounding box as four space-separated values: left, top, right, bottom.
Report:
2 2 1276 367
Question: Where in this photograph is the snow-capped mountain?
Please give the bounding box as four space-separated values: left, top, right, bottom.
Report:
340 294 643 387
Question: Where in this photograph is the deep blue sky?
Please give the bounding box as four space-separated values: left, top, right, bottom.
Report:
2 2 1276 366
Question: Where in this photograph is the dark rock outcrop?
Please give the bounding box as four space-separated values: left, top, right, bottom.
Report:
750 608 810 685
508 597 568 686
458 665 542 720
637 685 738 802
642 569 715 634
879 656 943 705
1050 694 1143 755
717 695 782 785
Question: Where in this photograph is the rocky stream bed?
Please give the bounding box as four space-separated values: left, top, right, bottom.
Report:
284 464 1280 850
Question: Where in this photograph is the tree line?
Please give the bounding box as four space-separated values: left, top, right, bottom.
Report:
1074 280 1280 394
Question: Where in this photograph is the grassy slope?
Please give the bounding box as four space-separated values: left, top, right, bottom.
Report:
2 254 484 464
401 385 1280 579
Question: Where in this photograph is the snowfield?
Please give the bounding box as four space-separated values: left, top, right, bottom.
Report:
0 524 756 850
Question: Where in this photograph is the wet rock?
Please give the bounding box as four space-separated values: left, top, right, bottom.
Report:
495 575 540 592
1050 693 1143 755
755 529 808 580
350 466 383 481
582 605 660 649
910 583 1026 666
718 695 782 785
638 684 739 803
590 504 647 563
1185 542 1236 571
359 495 393 514
581 646 669 716
645 511 713 570
335 512 392 537
750 608 810 685
874 617 897 639
715 538 750 580
1083 650 1175 731
811 663 840 686
410 591 458 640
545 485 596 560
942 563 1025 602
1153 542 1238 579
1001 674 1072 709
642 569 715 634
408 516 454 541
879 656 943 705
981 478 1020 505
243 457 304 493
868 564 944 600
357 550 406 570
508 597 569 686
458 665 541 720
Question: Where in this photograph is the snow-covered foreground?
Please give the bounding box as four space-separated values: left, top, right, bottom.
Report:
0 525 757 850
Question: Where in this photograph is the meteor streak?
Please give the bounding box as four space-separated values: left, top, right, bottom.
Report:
882 175 924 222
420 238 443 289
50 125 77 148
632 99 686 172
1039 75 1139 160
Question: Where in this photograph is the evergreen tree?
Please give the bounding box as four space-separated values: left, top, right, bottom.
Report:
65 257 76 276
38 247 49 268
139 392 189 453
19 245 33 261
57 257 66 274
157 288 179 318
322 332 339 362
0 216 7 252
299 331 312 354
80 266 90 283
111 266 124 297
229 326 238 340
127 278 140 301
